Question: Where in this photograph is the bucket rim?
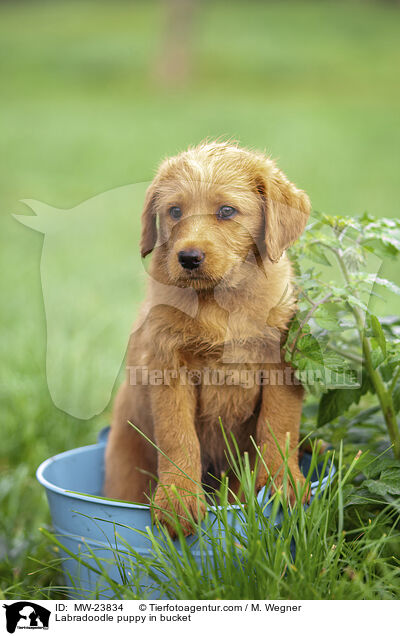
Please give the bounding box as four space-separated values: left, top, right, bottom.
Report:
36 442 336 511
36 444 150 510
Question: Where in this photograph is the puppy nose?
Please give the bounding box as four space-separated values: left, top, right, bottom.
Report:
178 249 205 270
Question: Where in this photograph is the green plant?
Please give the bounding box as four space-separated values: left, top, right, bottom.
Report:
286 211 400 459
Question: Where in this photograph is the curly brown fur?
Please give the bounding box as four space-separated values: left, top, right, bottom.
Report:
104 140 311 536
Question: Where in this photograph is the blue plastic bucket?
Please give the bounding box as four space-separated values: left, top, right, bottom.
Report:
37 428 335 599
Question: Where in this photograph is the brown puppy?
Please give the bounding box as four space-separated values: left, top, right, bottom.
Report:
104 141 311 535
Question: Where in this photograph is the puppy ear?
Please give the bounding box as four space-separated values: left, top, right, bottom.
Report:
140 183 158 258
256 160 310 263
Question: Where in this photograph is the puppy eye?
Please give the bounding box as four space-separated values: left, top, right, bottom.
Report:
169 206 182 220
217 205 237 220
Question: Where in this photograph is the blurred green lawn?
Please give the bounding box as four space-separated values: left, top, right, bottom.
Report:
0 0 399 597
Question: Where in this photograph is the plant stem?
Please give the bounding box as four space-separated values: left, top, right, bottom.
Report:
290 291 333 354
334 249 400 458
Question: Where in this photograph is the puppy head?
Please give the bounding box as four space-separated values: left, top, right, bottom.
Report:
140 141 310 289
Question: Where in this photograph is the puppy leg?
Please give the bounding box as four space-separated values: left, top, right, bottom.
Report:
256 365 309 504
151 381 206 536
104 382 157 503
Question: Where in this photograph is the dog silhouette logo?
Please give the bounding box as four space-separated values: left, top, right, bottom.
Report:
3 602 50 633
14 185 148 420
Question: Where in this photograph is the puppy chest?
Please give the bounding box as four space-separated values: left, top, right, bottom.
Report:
196 374 260 426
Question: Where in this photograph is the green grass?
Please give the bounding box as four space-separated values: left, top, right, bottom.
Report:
39 442 400 600
1 0 400 599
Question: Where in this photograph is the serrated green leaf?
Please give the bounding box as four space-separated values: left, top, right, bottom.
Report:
364 468 400 496
362 237 400 259
291 326 353 390
356 273 400 297
305 242 332 266
380 363 393 382
284 316 310 352
362 455 400 479
320 351 350 372
343 486 385 506
314 303 341 330
317 383 366 427
364 479 391 496
345 294 368 312
380 468 400 494
374 276 400 296
371 348 385 369
294 334 324 366
317 375 371 427
388 354 400 366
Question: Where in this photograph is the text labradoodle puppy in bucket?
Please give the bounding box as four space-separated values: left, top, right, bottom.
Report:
104 140 311 535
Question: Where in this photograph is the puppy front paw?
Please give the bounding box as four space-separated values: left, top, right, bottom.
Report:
255 466 269 494
152 481 206 537
270 471 310 506
256 466 310 506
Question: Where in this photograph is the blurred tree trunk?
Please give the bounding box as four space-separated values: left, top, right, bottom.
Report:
154 0 197 87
